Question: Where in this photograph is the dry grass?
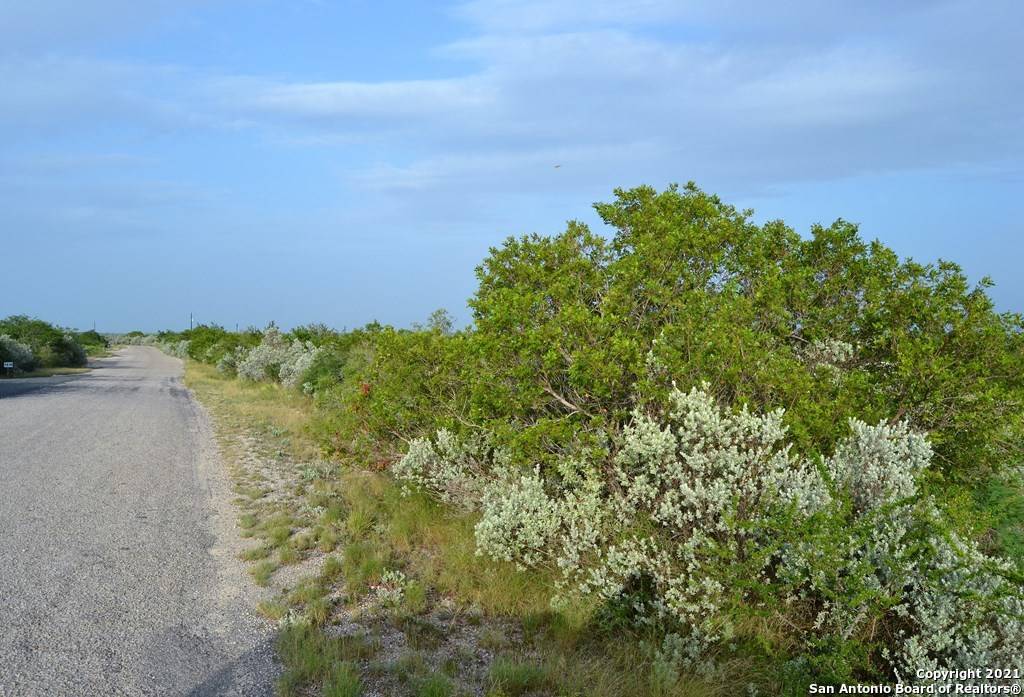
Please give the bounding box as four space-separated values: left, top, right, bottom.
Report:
185 361 321 460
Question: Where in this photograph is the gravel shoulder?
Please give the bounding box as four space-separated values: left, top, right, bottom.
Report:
0 346 278 696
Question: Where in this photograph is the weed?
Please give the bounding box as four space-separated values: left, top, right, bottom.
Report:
487 656 551 696
250 560 278 586
415 672 455 697
279 546 300 565
396 615 445 650
321 555 344 582
240 545 271 561
276 625 375 697
256 600 288 621
307 597 333 626
342 540 386 595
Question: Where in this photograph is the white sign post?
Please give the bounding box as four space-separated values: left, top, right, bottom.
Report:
2 362 12 369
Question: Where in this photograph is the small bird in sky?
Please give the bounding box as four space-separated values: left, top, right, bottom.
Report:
554 164 561 169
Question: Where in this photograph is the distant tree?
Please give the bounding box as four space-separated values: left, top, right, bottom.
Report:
426 309 455 335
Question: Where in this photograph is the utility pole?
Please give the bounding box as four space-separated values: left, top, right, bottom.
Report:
190 312 193 331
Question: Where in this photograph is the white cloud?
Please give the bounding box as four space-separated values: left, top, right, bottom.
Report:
218 75 495 124
0 0 1020 223
452 0 691 32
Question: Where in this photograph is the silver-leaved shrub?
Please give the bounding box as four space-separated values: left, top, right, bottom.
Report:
216 346 245 376
0 334 37 371
390 384 1024 681
391 429 497 509
279 339 321 388
236 326 320 387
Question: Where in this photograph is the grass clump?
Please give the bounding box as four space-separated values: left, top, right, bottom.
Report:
341 540 387 595
317 527 341 553
279 546 300 565
415 672 455 697
288 577 330 606
249 560 278 587
487 656 551 696
256 600 288 621
240 545 271 561
268 524 293 547
390 651 429 683
321 555 344 582
396 616 445 650
307 597 333 626
277 624 374 697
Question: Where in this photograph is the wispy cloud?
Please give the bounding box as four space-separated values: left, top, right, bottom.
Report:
0 5 1020 220
452 0 692 32
1 0 1021 327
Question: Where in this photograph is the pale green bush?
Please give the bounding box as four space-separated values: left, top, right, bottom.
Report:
391 385 1024 681
280 339 320 388
392 429 496 509
236 326 319 387
0 334 36 371
216 346 246 376
163 339 190 359
475 469 561 568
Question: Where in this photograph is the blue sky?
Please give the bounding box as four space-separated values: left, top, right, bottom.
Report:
1 0 1021 332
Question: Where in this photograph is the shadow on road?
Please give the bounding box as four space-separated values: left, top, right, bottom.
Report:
183 636 279 697
0 374 83 399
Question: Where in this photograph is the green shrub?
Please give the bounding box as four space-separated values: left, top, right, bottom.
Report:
357 184 1024 685
395 386 1024 683
75 329 109 355
465 184 1024 483
0 334 37 372
0 315 87 367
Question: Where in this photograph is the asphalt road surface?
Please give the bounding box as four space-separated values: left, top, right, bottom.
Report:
0 347 276 696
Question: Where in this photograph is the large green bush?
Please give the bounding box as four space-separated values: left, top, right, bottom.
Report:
310 322 473 459
0 315 88 368
180 324 260 365
357 183 1024 686
464 183 1024 484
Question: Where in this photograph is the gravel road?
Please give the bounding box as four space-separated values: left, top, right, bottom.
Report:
0 346 277 696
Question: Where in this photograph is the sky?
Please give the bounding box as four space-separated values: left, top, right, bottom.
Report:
1 0 1021 332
